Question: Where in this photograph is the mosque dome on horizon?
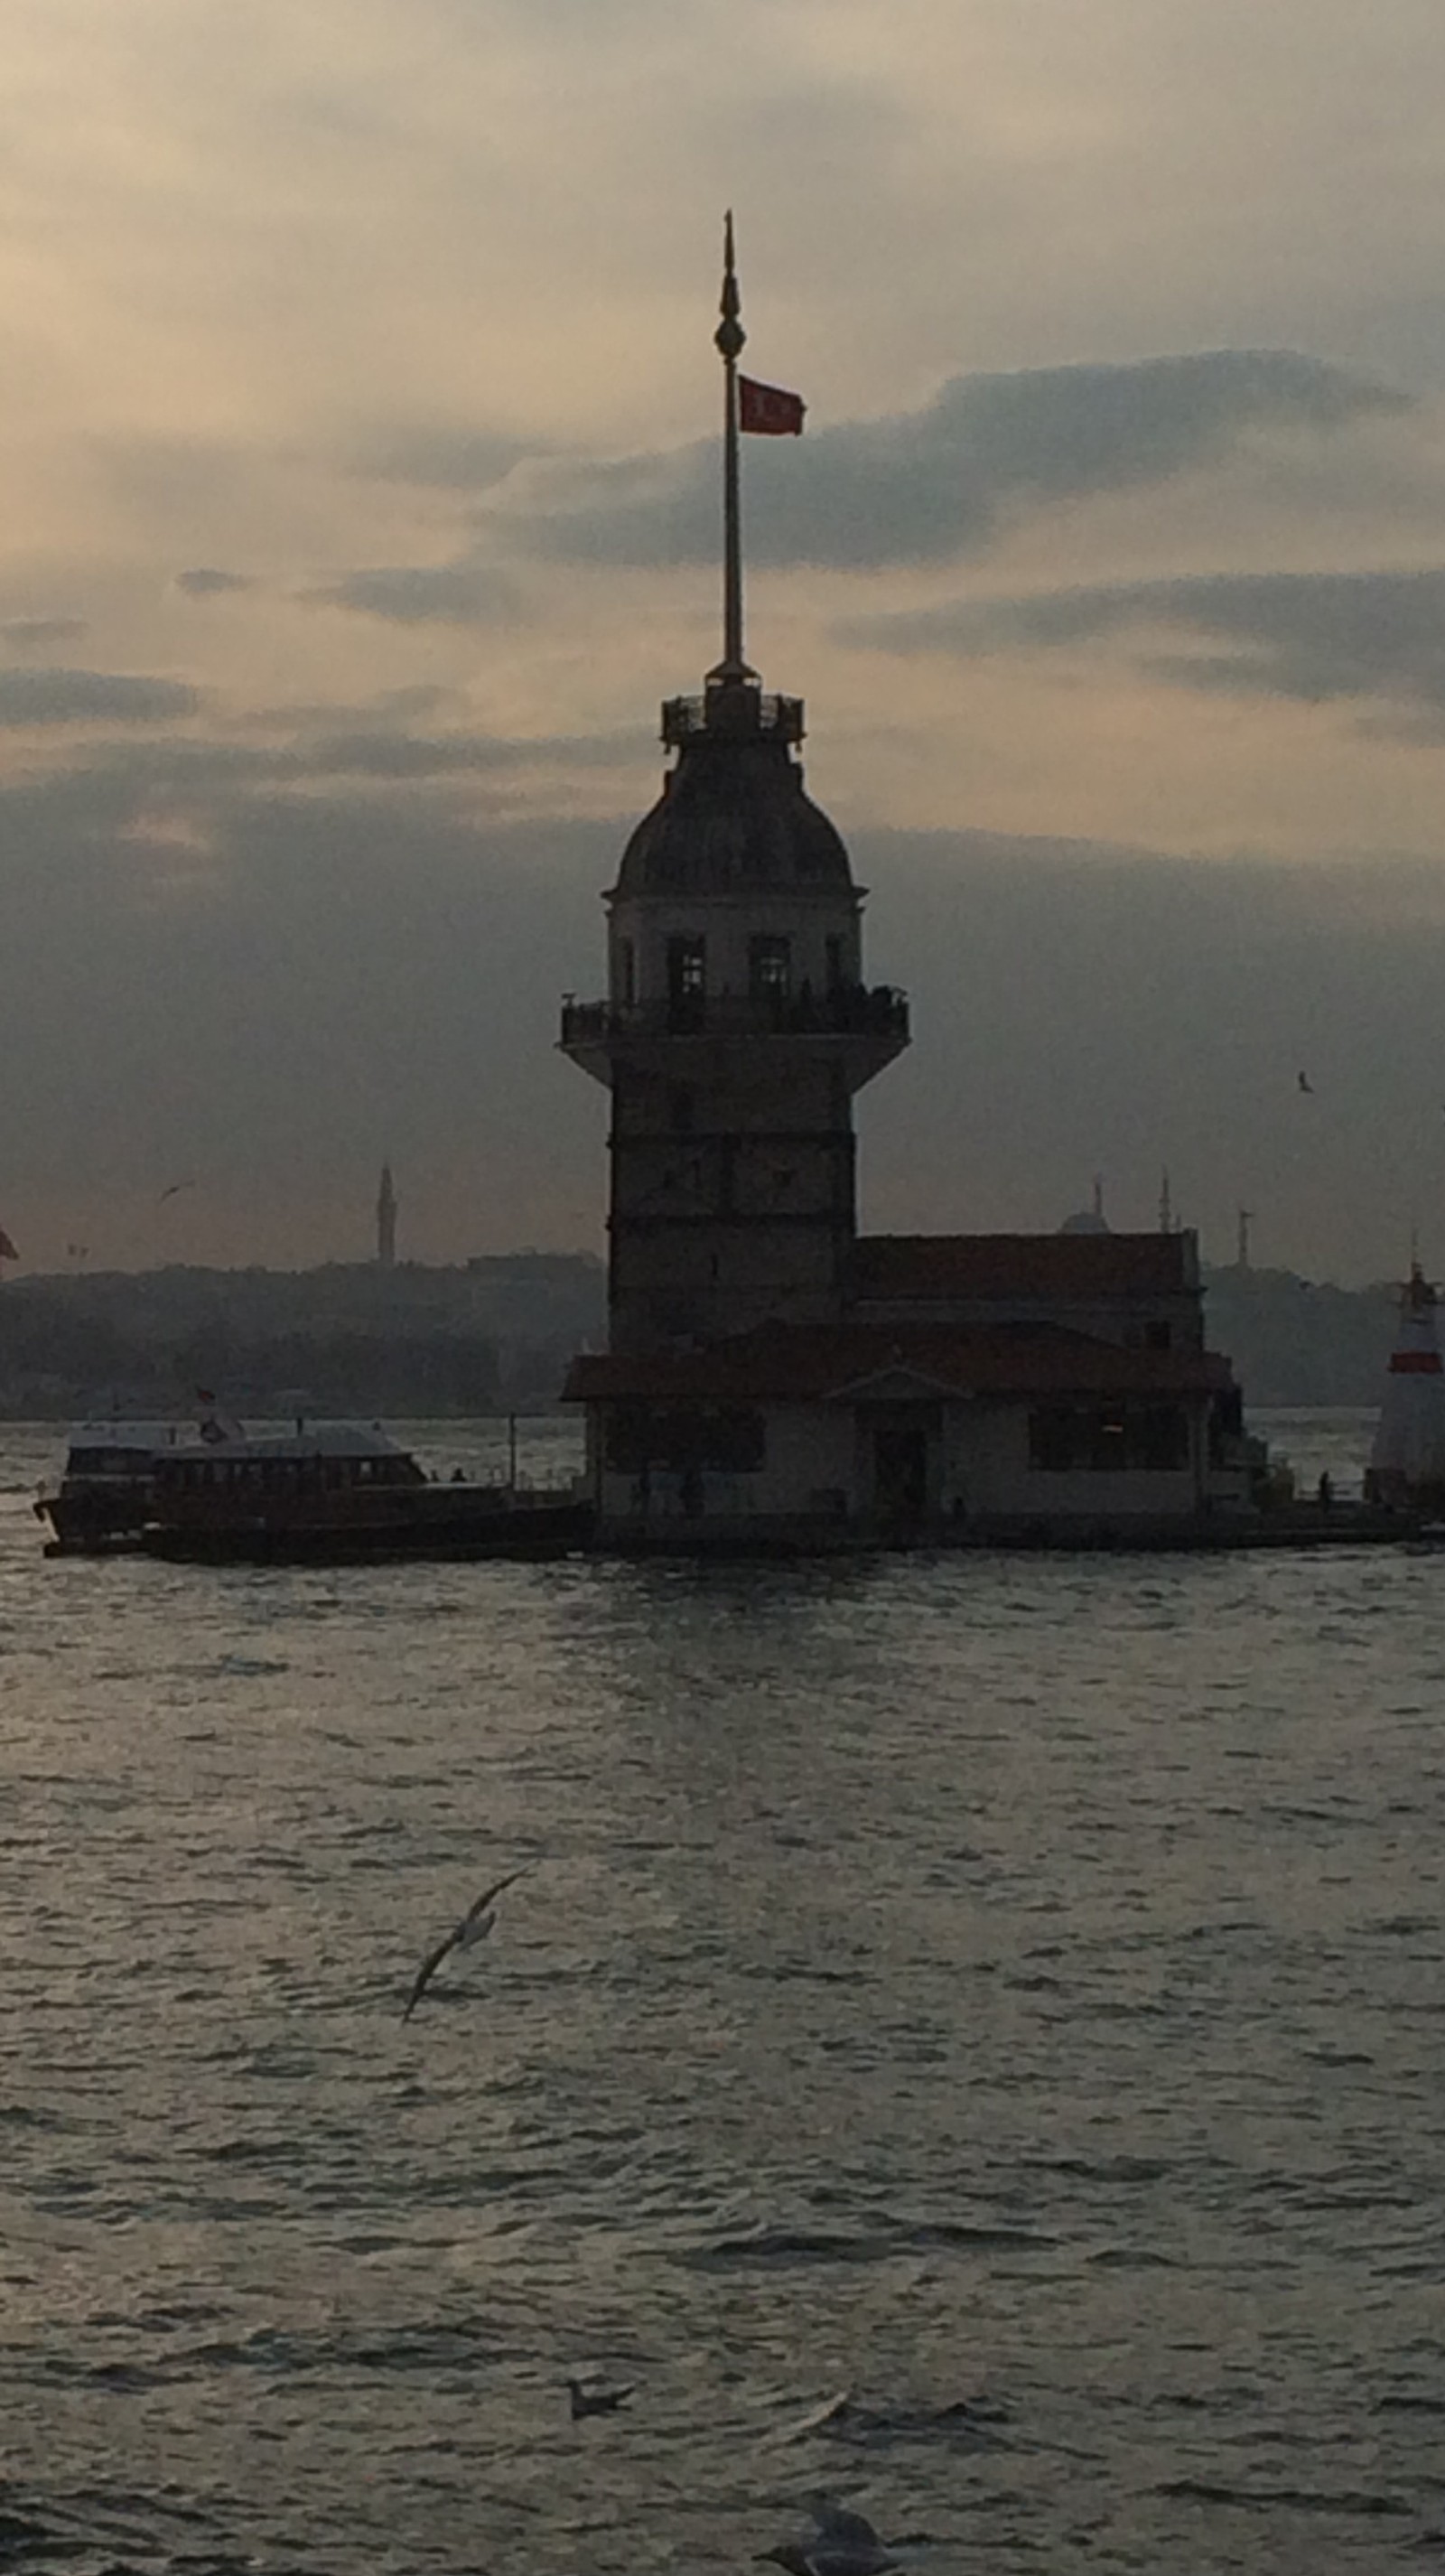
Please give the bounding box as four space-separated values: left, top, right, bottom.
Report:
1058 1196 1112 1237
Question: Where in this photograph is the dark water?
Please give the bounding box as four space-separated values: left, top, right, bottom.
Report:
4 1414 1444 2574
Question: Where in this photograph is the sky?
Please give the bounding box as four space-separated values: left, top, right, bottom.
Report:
5 0 1445 1282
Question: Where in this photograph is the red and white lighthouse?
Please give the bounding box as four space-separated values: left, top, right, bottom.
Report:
1367 1264 1445 1506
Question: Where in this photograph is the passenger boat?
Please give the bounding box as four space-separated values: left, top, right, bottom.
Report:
136 1420 592 1562
35 1408 242 1555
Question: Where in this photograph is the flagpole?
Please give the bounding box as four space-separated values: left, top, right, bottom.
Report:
714 210 747 679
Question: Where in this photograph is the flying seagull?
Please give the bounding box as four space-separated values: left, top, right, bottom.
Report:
757 2499 902 2576
402 1867 529 2021
1297 1071 1314 1094
158 1179 198 1203
769 2390 852 2448
567 2376 633 2421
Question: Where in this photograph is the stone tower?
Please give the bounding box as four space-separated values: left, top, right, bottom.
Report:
560 222 908 1353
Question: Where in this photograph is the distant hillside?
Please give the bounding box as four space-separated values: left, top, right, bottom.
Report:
0 1255 606 1418
0 1247 1405 1416
1203 1266 1396 1406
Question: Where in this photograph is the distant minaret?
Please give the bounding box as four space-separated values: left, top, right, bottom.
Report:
1235 1207 1254 1271
377 1162 397 1269
1159 1168 1174 1236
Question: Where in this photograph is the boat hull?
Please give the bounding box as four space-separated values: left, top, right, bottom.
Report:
139 1492 594 1563
36 1485 154 1554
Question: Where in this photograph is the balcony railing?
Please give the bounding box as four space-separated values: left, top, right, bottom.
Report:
661 691 805 749
560 986 909 1049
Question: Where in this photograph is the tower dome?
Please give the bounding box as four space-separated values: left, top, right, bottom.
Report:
614 679 854 900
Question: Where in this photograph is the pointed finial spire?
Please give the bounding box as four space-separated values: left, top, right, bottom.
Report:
712 210 752 685
715 210 745 363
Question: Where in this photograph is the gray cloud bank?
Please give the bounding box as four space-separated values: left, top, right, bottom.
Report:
81 719 650 789
2 719 1444 1278
1 618 89 651
303 562 519 625
354 426 540 491
492 350 1403 572
852 566 1445 719
0 668 200 725
175 568 254 598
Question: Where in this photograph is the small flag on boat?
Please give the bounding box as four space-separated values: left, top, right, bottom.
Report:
739 376 806 436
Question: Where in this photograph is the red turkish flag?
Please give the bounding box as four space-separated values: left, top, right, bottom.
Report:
739 376 806 436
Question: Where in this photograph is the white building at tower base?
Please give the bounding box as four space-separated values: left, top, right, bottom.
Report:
565 1229 1249 1550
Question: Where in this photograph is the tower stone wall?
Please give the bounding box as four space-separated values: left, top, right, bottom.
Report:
561 677 907 1353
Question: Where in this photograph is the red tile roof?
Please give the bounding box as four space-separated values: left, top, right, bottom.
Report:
853 1232 1198 1302
565 1319 1233 1406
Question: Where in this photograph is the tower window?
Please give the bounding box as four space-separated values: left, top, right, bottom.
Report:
667 937 706 1028
749 936 791 1002
669 1086 695 1134
825 935 844 992
620 939 636 1006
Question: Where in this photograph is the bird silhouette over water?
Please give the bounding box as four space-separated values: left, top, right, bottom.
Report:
1298 1070 1315 1094
566 2375 633 2420
757 2499 902 2576
402 1867 528 2020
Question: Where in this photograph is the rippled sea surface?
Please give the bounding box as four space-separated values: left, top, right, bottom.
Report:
5 1410 1445 2575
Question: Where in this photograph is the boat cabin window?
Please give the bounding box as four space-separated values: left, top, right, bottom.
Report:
157 1441 424 1494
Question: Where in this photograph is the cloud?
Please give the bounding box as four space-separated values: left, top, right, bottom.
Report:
301 561 520 626
6 756 1445 1280
175 567 254 597
7 714 654 799
352 425 541 490
494 350 1407 572
0 618 89 651
851 825 1445 1278
0 668 200 727
849 565 1445 717
290 725 649 779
